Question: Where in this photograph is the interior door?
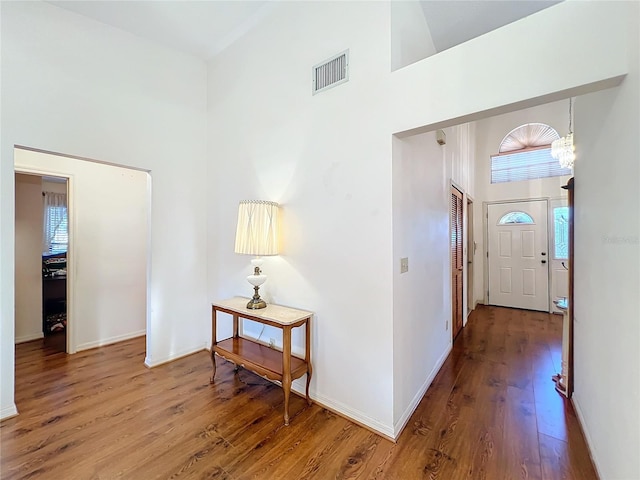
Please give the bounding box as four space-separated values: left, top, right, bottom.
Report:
451 187 463 338
487 200 549 311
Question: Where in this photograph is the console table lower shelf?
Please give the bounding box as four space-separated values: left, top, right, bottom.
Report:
213 338 309 387
210 298 313 426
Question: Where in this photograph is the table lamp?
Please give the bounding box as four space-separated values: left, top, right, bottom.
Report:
234 200 280 309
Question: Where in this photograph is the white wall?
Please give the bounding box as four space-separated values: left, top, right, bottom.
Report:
16 149 148 352
43 179 67 195
14 174 43 343
393 132 448 431
207 1 395 435
572 3 640 477
472 101 571 308
390 0 436 71
1 1 208 418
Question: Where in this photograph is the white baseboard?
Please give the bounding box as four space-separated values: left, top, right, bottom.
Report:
217 356 451 442
572 395 603 480
76 330 145 352
393 344 452 439
1 403 19 421
144 343 207 368
15 332 44 344
295 382 395 440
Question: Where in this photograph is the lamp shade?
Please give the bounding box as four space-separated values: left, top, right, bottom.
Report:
234 200 279 256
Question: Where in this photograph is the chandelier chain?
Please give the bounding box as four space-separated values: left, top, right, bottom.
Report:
569 98 573 134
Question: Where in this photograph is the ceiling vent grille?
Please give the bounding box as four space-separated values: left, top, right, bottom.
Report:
313 50 349 95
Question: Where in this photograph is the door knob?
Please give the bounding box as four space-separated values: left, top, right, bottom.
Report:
541 260 547 264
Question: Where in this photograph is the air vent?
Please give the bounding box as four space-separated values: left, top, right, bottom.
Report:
312 50 349 95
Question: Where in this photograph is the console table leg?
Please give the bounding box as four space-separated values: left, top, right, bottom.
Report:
305 369 312 406
283 373 291 426
305 318 312 405
210 351 216 384
211 305 217 384
283 326 292 426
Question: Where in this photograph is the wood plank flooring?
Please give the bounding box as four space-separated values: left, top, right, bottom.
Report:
1 306 597 479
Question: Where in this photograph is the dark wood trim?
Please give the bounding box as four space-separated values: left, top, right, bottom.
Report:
563 177 575 396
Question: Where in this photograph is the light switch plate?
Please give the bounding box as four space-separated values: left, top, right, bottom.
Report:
400 257 409 274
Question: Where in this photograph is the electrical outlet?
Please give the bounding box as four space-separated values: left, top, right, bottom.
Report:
269 338 276 348
400 257 409 274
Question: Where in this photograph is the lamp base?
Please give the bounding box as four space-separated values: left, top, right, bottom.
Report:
246 284 267 309
246 297 267 309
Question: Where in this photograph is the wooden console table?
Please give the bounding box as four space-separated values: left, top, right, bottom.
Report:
210 297 313 425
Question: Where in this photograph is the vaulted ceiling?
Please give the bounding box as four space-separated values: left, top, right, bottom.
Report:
419 1 561 53
48 1 273 59
47 0 561 61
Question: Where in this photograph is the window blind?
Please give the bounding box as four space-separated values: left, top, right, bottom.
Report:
491 147 571 184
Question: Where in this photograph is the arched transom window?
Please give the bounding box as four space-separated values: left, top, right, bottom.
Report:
491 123 572 183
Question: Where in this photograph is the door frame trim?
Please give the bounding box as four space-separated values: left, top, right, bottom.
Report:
466 196 475 315
449 180 473 341
450 185 464 340
549 196 569 313
14 166 76 354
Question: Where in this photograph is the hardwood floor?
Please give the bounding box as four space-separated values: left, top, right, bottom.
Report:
1 306 597 479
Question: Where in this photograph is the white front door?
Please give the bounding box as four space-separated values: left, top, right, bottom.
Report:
488 200 549 311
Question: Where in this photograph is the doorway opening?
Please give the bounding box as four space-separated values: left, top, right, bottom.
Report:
15 172 70 354
41 176 69 353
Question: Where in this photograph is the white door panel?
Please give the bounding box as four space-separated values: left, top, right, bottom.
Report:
488 200 549 311
499 231 511 256
522 231 535 257
553 268 569 298
500 268 512 293
523 269 536 295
